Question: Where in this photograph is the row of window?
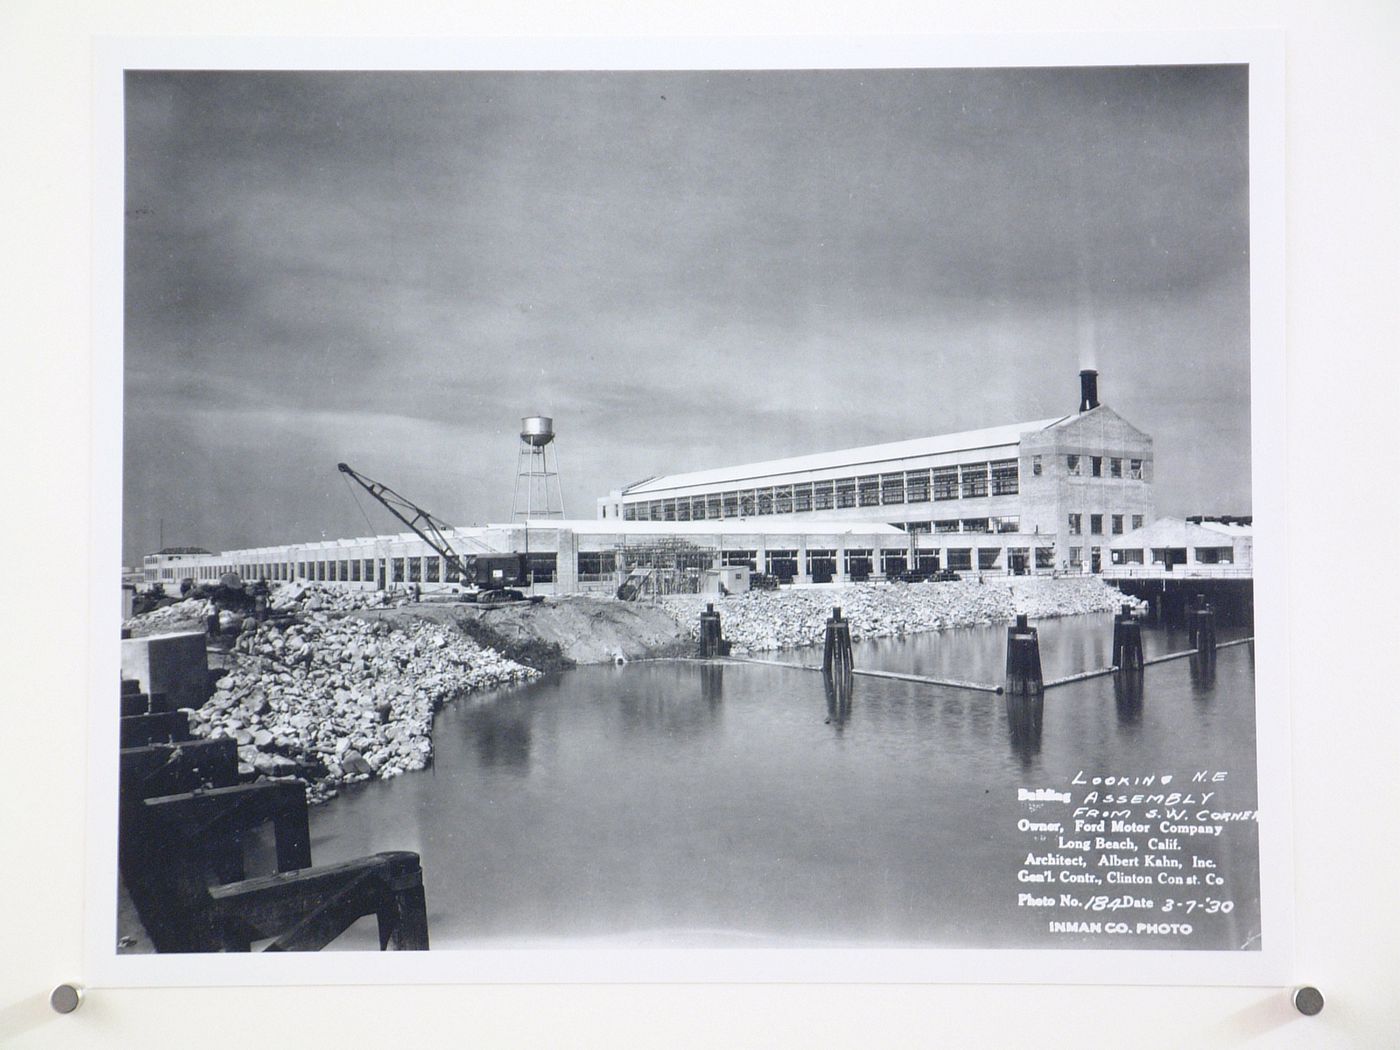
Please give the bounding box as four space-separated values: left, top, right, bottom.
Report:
717 546 1058 580
179 555 559 586
1067 512 1146 537
1109 547 1235 566
1059 455 1145 479
623 460 1020 521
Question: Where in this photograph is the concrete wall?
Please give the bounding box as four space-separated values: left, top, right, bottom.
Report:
120 630 209 711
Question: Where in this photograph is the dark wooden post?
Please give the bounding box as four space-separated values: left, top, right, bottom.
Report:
698 602 723 658
822 607 853 677
1192 604 1217 655
1112 603 1144 672
1005 614 1043 695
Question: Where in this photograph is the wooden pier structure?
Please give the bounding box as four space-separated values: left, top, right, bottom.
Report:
118 677 429 953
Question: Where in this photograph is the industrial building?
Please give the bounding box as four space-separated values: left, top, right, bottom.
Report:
598 370 1153 575
1106 516 1253 576
141 371 1157 594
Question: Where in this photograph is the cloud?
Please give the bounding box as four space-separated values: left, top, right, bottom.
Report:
122 65 1252 563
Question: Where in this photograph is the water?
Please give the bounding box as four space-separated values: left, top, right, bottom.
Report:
307 612 1259 950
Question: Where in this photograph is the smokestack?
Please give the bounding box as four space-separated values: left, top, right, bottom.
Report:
1079 369 1099 413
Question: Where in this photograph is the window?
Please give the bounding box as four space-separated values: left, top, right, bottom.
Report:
722 550 757 570
961 518 989 533
756 488 773 515
1195 547 1234 564
1111 549 1145 565
364 559 375 581
880 550 908 576
836 478 857 508
765 550 798 581
338 560 349 581
1035 547 1055 569
1111 514 1123 535
425 558 440 583
858 475 880 507
775 485 793 514
663 499 677 521
881 473 905 504
577 551 617 580
1132 514 1144 531
676 498 691 521
391 558 404 583
946 548 973 571
844 549 874 580
739 491 756 516
408 557 422 582
1032 455 1042 476
792 484 812 513
813 481 834 511
806 549 837 582
991 460 1019 495
706 495 722 519
1069 546 1082 565
960 463 989 498
317 561 327 581
723 492 739 518
978 548 1002 570
933 467 958 501
1068 513 1082 536
525 553 556 582
905 469 930 502
993 516 1020 534
445 558 460 583
1090 514 1103 535
903 521 931 534
1091 456 1103 477
1129 459 1144 479
1066 454 1081 476
623 504 638 521
935 519 961 533
1110 457 1122 478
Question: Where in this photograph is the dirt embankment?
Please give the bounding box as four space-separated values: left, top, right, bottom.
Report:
351 595 691 665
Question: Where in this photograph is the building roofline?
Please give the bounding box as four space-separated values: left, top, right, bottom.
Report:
622 416 1070 496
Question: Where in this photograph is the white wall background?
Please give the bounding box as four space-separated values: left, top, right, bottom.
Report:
1 2 1396 1047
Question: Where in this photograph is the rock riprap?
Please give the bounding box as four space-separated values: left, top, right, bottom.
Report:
659 578 1143 653
268 582 411 614
122 597 216 636
187 614 538 801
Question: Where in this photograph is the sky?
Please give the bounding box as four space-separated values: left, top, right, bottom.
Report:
123 65 1251 564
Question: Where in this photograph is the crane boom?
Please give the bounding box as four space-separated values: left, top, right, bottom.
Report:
336 462 476 582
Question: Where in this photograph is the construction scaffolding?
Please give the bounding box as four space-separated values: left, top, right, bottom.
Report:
614 538 719 600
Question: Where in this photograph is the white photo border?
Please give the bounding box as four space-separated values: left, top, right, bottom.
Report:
87 30 1290 989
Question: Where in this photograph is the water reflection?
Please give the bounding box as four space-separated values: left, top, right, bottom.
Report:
824 670 854 730
1114 670 1145 726
699 662 724 706
1190 650 1217 695
309 620 1259 951
1004 692 1043 768
473 716 531 772
617 670 725 739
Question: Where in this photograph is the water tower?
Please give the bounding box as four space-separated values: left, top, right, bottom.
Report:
511 415 566 520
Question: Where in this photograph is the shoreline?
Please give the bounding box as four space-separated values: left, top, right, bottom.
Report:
125 578 1141 803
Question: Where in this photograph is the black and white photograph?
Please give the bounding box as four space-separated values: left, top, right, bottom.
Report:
101 39 1288 982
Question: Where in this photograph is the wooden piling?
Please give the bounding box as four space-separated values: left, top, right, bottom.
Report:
1005 615 1043 695
1112 605 1145 672
698 602 723 658
822 607 853 678
1192 606 1217 655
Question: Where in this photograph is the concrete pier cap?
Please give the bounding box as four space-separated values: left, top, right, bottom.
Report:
120 630 210 711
